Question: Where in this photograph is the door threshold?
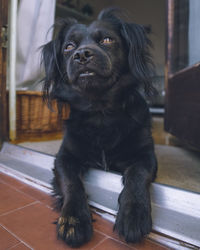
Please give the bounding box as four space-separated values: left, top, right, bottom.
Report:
0 142 199 249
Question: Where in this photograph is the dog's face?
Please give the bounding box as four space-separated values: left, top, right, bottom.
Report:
63 20 127 93
42 8 154 103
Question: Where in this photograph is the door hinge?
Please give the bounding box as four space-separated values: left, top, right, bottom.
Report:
1 25 8 48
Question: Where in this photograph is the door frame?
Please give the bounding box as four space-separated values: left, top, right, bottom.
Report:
164 0 200 149
0 0 9 146
0 0 200 248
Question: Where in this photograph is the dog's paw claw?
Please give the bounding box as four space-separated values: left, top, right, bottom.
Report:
66 227 75 238
57 216 79 238
57 215 92 247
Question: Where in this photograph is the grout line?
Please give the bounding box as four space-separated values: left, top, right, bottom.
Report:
7 242 22 250
0 223 33 249
0 178 40 201
0 173 26 190
91 237 108 250
45 203 54 210
0 201 39 217
0 168 52 194
8 242 32 250
0 172 54 206
94 229 137 250
0 176 53 208
18 187 52 204
94 228 111 238
106 237 137 250
0 174 54 210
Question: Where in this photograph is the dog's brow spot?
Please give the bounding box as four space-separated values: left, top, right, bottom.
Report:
66 227 75 238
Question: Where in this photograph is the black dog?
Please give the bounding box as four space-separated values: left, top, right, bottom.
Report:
42 8 157 248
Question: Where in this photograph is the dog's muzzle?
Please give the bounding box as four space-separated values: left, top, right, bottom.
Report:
67 45 112 83
73 48 94 65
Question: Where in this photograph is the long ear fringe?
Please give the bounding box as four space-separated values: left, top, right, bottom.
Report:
41 18 77 107
41 39 60 109
121 23 156 96
98 7 157 97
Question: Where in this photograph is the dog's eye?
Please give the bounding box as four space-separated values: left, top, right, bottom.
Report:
64 43 75 53
101 37 114 45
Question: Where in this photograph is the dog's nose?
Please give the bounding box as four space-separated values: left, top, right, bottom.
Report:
73 48 93 64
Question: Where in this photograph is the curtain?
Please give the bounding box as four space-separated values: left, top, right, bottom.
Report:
16 0 56 90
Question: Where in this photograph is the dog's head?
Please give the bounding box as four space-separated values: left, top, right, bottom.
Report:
42 8 154 105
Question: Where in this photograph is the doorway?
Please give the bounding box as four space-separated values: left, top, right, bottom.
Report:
11 0 200 193
0 0 200 247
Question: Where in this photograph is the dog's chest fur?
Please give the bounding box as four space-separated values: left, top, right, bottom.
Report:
78 110 129 147
66 106 145 172
82 112 126 171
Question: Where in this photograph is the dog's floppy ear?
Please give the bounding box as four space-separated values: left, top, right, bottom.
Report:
98 8 155 96
120 22 155 95
41 19 77 104
42 38 61 101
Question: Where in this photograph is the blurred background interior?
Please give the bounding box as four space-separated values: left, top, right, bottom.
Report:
1 0 200 195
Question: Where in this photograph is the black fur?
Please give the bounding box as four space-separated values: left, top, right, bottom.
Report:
42 7 157 248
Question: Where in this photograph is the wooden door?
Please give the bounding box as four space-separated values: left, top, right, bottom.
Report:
165 0 200 149
0 0 8 146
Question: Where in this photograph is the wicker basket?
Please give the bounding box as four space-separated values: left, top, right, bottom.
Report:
15 91 69 134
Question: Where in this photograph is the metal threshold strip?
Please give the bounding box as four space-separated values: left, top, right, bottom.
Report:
0 142 199 249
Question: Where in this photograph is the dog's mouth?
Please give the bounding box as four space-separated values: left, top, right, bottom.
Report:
79 71 96 78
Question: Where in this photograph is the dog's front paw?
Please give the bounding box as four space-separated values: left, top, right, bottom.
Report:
57 214 93 248
114 202 152 243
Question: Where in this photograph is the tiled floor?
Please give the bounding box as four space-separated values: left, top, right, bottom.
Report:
0 173 169 250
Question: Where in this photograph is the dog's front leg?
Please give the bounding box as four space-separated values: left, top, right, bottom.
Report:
114 153 157 243
53 153 93 248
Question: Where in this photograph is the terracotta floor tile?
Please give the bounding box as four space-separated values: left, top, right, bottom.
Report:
0 202 106 250
94 238 133 250
92 213 119 240
9 243 31 250
0 174 169 250
130 238 169 250
0 182 36 216
0 225 19 250
20 186 53 207
0 202 65 250
74 231 106 250
92 213 170 250
0 173 53 207
0 173 27 189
